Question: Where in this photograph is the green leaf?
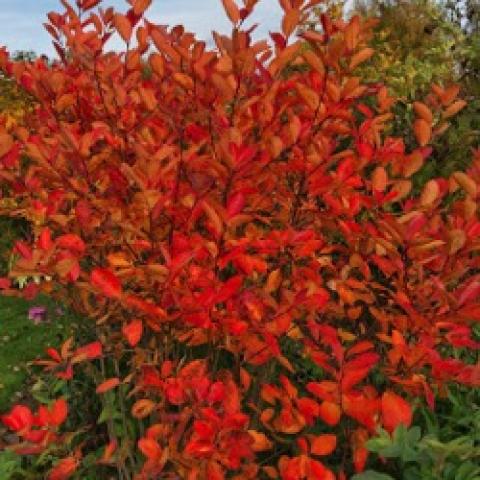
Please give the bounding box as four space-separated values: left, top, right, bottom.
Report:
0 450 22 477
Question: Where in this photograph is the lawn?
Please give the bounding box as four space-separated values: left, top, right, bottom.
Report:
0 295 76 410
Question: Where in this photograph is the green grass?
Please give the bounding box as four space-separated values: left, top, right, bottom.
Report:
0 295 76 410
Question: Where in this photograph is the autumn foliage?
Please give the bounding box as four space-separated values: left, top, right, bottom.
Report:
0 0 479 478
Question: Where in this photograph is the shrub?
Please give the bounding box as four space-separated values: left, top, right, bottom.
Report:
0 0 479 478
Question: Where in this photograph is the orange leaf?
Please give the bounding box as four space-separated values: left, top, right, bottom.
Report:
282 9 300 37
302 50 325 74
372 166 387 192
440 84 460 106
149 53 165 78
132 0 152 15
413 101 433 123
413 118 431 146
131 399 156 419
319 401 341 426
96 377 120 394
452 171 477 198
100 440 117 463
0 133 13 158
381 391 412 433
349 48 374 70
48 457 77 480
221 0 240 24
265 269 282 293
443 100 467 119
173 72 194 90
311 434 337 456
248 430 273 451
113 14 132 43
122 319 143 347
420 179 439 207
296 83 320 110
138 437 162 460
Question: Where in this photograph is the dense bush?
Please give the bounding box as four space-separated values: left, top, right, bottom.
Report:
0 0 479 478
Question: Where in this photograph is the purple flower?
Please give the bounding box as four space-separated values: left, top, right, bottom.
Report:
28 306 47 325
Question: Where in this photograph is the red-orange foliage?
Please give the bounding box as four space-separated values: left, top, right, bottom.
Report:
0 0 479 478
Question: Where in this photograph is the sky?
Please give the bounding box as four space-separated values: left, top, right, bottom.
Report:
0 0 286 57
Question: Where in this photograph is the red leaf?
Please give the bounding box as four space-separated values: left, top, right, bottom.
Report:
381 391 412 433
73 341 103 361
226 192 245 218
1 405 33 432
91 268 122 298
38 228 53 250
14 241 33 260
56 234 85 254
458 280 480 307
215 275 243 303
341 367 372 392
46 347 62 363
122 319 143 347
49 398 68 427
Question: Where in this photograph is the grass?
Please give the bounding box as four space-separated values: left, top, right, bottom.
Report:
0 294 76 410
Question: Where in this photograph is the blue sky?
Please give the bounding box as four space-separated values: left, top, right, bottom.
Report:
0 0 285 56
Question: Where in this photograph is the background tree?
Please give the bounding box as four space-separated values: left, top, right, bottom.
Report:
345 0 479 182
